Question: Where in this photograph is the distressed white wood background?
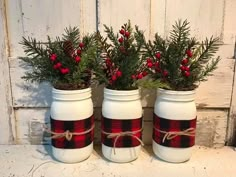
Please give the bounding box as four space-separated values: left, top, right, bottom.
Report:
1 0 236 146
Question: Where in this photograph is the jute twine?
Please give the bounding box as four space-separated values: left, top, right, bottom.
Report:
154 127 195 143
44 124 95 141
102 129 144 155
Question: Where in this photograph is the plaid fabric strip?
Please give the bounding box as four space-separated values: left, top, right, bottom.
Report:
51 115 94 149
101 116 143 148
153 113 196 148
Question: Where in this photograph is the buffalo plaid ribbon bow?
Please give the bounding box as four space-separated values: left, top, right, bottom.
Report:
101 116 143 153
153 113 196 148
46 115 94 149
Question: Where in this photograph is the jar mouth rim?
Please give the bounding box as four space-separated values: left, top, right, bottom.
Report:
104 88 140 95
158 88 195 95
52 87 91 94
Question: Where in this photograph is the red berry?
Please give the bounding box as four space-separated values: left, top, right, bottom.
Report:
181 58 189 65
142 71 148 76
53 64 58 69
163 70 168 77
147 62 153 68
111 75 117 81
75 56 81 63
155 62 159 68
185 66 190 71
120 29 125 35
77 50 82 55
105 58 112 66
79 43 84 48
186 49 193 58
137 73 143 79
155 52 161 59
118 37 124 43
131 75 136 79
53 62 62 69
50 54 57 61
125 31 130 38
184 71 191 77
60 68 69 74
180 65 185 71
116 70 122 77
146 58 152 63
155 68 161 73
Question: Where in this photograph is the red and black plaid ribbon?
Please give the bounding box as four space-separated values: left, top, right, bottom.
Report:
153 113 196 148
50 115 94 149
101 116 143 148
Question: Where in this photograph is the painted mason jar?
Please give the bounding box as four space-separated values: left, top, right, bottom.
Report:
153 88 197 163
102 88 143 163
50 88 94 163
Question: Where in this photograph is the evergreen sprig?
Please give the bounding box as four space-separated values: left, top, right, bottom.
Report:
143 19 221 91
20 27 97 90
96 20 146 90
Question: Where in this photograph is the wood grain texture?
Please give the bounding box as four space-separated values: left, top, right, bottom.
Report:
223 0 236 44
5 0 24 57
164 0 225 40
225 0 236 146
0 1 15 144
15 108 228 147
98 0 151 38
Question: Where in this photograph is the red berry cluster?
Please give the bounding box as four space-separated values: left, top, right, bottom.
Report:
104 58 122 84
118 27 130 54
145 52 168 77
180 49 193 77
49 42 84 75
50 53 69 75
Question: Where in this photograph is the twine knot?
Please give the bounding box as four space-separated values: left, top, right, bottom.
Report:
102 129 144 154
44 124 95 141
154 127 195 143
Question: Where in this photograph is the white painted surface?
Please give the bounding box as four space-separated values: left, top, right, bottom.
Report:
0 145 236 177
102 89 142 162
50 88 94 163
0 0 15 144
0 0 236 146
153 89 196 163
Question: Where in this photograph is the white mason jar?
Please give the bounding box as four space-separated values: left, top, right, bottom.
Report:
153 88 197 163
102 88 143 163
50 87 94 163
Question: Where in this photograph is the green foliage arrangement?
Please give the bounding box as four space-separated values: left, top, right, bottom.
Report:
20 27 97 90
95 20 147 90
142 20 221 91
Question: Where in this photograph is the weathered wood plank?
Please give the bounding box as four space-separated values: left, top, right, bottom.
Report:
98 0 151 38
165 0 225 41
21 0 96 40
0 1 15 144
223 0 236 44
5 0 25 57
6 0 96 58
149 0 166 38
225 0 236 146
15 108 228 147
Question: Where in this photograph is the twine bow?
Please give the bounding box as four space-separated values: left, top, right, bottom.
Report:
154 127 195 143
102 129 144 154
44 124 95 141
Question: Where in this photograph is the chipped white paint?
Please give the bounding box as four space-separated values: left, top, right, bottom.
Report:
0 145 236 177
0 0 15 144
